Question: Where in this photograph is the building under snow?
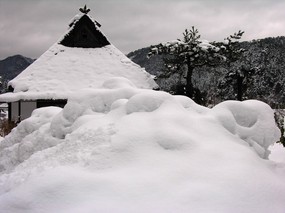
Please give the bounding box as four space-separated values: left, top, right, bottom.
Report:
0 6 158 122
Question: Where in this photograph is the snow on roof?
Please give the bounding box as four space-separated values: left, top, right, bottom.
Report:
0 13 158 102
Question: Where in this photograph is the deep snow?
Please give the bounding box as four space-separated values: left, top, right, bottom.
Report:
0 78 284 213
269 142 285 163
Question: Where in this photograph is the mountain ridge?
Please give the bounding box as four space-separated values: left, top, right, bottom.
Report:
0 55 35 92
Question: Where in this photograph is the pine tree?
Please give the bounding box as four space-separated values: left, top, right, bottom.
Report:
218 31 259 101
148 27 225 103
221 30 245 65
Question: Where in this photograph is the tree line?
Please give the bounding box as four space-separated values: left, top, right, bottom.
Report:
147 27 255 105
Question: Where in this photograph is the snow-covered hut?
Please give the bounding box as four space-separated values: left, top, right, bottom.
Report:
0 6 158 122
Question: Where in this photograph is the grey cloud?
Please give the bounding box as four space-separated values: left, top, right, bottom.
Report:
0 0 285 59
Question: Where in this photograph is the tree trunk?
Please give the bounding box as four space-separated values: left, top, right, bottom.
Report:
237 75 243 101
186 56 194 98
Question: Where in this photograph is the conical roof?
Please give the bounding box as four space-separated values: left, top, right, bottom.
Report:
0 7 158 102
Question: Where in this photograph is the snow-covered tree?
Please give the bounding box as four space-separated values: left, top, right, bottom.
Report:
217 31 258 101
221 30 245 65
148 27 225 103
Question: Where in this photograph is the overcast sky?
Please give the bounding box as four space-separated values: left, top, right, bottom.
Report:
1 0 285 59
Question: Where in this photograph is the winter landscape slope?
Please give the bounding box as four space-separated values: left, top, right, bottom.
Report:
127 36 285 107
0 77 284 213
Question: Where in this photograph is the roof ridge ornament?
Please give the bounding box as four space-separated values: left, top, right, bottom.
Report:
79 5 90 14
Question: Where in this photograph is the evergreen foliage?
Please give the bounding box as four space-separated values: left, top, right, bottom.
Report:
217 30 260 101
128 36 285 107
148 27 224 104
221 30 245 64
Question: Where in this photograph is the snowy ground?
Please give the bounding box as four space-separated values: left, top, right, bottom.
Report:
0 78 284 213
269 142 285 163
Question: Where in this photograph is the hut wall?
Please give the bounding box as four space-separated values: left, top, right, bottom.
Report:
21 101 37 120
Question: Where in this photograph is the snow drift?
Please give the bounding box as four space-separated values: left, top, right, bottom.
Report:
0 77 284 213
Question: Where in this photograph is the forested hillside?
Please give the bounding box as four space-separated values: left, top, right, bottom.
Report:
128 36 285 108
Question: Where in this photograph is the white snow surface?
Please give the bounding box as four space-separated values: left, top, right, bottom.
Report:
269 143 285 163
0 78 284 213
0 43 157 102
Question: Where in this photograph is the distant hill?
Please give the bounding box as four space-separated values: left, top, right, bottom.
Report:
0 55 35 92
127 36 285 108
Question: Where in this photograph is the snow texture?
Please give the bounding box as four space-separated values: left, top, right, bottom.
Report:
269 143 285 163
0 77 284 213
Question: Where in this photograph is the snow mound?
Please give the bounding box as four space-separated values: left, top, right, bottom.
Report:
0 107 62 173
212 100 280 158
269 143 285 163
126 91 171 114
0 78 284 212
